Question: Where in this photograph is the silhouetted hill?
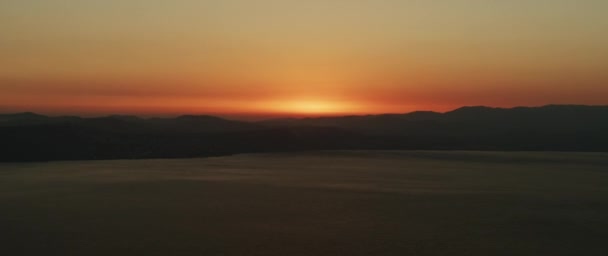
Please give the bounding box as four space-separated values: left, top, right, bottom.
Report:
1 105 607 162
0 113 261 133
164 115 261 133
263 105 608 135
0 112 47 119
0 112 50 125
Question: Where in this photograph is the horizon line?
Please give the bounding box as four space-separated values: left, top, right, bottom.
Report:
2 104 607 121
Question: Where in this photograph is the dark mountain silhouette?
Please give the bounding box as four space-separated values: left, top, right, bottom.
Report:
1 105 607 162
0 112 50 125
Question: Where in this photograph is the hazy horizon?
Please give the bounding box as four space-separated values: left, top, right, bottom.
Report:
2 1 608 116
3 103 607 120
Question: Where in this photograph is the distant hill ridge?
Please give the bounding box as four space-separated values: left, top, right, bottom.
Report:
1 105 608 162
3 104 607 123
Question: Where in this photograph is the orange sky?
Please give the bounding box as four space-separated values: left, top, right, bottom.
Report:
1 1 607 117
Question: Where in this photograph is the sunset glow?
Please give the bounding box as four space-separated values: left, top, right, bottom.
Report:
1 1 607 117
264 100 359 115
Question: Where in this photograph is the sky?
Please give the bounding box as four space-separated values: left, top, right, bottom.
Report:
1 0 607 117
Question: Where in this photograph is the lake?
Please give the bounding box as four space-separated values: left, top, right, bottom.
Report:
2 151 608 255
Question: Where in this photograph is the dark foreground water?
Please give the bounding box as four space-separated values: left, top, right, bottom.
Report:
2 151 608 256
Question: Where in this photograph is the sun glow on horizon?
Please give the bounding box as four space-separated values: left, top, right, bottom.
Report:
262 100 362 115
1 1 607 115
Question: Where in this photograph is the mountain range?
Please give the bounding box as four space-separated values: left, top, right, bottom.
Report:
1 105 607 162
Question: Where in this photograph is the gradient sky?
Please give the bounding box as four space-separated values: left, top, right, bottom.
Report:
2 0 607 117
